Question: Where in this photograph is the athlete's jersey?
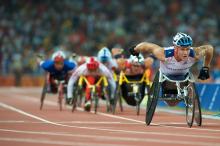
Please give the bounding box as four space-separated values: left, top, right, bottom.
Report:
40 60 76 80
160 46 195 75
67 63 116 99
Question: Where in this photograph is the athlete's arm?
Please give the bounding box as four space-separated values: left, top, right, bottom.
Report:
67 65 85 98
134 42 165 62
193 45 214 67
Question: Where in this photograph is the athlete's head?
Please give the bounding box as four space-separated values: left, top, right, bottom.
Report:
173 32 193 61
87 57 99 71
128 54 144 67
52 51 66 70
97 47 112 64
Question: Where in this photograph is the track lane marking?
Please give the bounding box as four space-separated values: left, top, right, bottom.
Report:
0 129 220 146
1 92 220 133
0 102 220 141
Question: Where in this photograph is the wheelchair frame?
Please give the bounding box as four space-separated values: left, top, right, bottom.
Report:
40 74 67 111
145 70 202 127
72 75 110 114
113 69 151 115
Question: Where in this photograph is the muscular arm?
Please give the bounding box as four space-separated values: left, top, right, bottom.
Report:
134 42 165 61
194 45 214 67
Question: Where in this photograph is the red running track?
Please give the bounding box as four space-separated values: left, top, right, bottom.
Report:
0 87 220 146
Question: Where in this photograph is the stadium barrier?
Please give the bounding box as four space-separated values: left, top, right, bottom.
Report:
0 76 44 86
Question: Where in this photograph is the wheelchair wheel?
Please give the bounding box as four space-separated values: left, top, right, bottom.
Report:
135 93 141 115
193 83 202 126
185 83 196 127
40 82 47 110
58 83 64 111
112 85 123 114
145 71 160 125
93 92 99 114
72 86 83 112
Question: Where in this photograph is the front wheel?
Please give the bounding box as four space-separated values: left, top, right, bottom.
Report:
58 84 64 111
40 82 47 110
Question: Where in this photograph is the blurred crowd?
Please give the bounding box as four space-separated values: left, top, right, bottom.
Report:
0 0 220 83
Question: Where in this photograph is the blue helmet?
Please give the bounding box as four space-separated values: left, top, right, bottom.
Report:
100 55 109 63
98 47 111 63
173 32 193 47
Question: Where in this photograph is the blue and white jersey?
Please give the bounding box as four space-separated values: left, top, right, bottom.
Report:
160 46 195 75
40 60 76 80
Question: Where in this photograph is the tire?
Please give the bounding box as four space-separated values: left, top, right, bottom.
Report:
93 91 99 114
58 84 63 111
185 83 195 128
112 85 123 114
193 83 202 126
145 72 160 125
40 82 47 110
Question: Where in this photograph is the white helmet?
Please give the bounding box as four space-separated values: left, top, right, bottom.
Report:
128 54 144 65
173 32 193 47
97 47 112 63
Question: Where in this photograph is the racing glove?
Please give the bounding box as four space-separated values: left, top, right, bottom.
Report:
129 45 139 57
198 67 210 80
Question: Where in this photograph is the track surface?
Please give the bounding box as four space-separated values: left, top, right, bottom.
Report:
0 87 220 146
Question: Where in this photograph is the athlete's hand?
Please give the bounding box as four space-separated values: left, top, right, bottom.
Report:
129 45 139 56
198 67 210 80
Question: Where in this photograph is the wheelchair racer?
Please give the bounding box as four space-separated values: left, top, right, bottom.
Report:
37 50 77 95
67 57 116 111
129 32 214 105
119 54 152 106
130 32 213 80
97 47 118 72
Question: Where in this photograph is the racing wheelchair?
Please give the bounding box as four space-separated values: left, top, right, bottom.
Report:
72 75 111 114
113 69 151 115
40 73 67 111
146 71 202 127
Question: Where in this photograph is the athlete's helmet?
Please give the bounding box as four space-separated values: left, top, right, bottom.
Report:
128 54 144 65
173 32 193 47
52 51 66 62
98 47 112 63
87 57 99 71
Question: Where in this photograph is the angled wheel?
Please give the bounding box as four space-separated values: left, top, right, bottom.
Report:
185 83 195 127
40 82 47 110
112 85 123 114
94 93 99 114
58 83 64 111
135 93 141 116
145 71 160 125
193 83 202 126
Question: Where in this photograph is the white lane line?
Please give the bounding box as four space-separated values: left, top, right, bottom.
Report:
0 129 220 146
0 120 139 124
0 102 219 140
2 93 220 133
0 137 125 146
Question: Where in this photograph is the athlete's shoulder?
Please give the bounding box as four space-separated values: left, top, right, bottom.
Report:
64 60 76 69
41 60 54 69
164 46 174 58
189 47 195 58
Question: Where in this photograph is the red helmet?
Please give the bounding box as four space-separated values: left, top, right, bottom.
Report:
87 57 99 71
52 51 65 63
54 55 64 63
